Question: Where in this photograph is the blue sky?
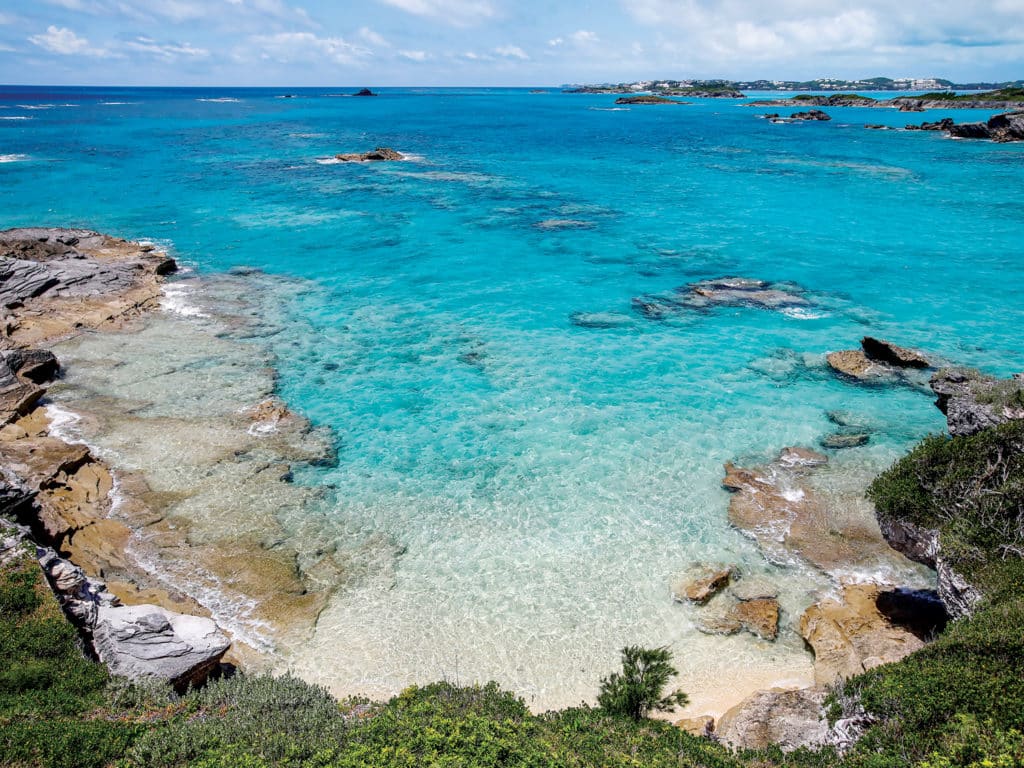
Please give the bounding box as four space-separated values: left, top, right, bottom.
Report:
2 0 1023 86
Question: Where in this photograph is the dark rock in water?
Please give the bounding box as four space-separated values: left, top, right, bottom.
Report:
614 95 686 105
875 588 948 639
861 336 930 368
930 367 1024 437
684 276 811 311
988 111 1024 142
790 109 831 121
948 121 991 139
827 337 932 386
906 118 955 132
820 432 870 449
630 295 679 320
865 124 894 130
334 147 403 162
353 88 376 97
898 103 926 112
155 258 178 276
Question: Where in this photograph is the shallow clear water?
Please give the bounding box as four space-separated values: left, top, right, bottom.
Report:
3 86 1023 712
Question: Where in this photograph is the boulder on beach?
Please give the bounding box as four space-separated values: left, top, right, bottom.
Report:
334 147 403 162
717 687 829 751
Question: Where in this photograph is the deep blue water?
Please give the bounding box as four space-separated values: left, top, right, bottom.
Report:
3 85 1023 706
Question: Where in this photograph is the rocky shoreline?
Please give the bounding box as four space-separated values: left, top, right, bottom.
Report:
0 227 354 689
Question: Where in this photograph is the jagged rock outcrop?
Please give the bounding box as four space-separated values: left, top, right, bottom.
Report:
930 367 1024 437
791 109 831 121
826 336 932 385
903 112 1024 142
38 547 229 689
334 147 403 162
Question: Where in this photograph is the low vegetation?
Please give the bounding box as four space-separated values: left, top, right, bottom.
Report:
3 415 1024 767
917 87 1024 102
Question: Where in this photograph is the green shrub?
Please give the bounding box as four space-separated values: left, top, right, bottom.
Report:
124 674 347 767
868 421 1024 593
596 646 689 721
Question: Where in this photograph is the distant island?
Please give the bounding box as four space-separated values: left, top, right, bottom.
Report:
565 76 1024 96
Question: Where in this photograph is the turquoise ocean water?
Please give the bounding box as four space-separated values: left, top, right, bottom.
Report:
3 86 1023 710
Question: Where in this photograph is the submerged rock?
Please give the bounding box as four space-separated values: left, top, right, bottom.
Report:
568 311 633 329
717 687 829 751
820 432 870 450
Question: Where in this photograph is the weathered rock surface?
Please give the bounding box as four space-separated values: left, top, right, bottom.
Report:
930 367 1024 437
903 112 1024 142
630 276 814 321
733 598 780 641
729 575 780 602
93 604 230 689
717 687 829 751
37 547 229 688
334 147 403 162
799 583 925 686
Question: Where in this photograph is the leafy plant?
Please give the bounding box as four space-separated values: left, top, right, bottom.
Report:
596 646 689 720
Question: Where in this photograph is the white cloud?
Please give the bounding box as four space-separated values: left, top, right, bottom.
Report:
122 35 209 59
400 49 429 61
28 25 113 57
494 44 528 59
570 29 599 44
548 37 564 47
376 0 495 27
358 26 389 47
249 32 370 65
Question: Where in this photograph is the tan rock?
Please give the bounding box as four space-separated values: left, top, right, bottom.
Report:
675 715 715 737
826 349 887 381
734 598 780 641
778 446 828 469
717 687 829 751
799 583 925 686
674 566 732 604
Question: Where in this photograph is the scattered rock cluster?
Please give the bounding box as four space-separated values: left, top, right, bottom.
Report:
633 276 812 320
826 336 932 386
334 147 403 162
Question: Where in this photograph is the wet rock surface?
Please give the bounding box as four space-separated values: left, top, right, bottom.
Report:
673 565 733 604
633 276 813 320
722 448 902 573
827 336 933 387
